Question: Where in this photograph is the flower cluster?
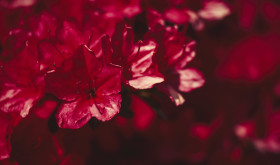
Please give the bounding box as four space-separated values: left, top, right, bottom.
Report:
0 0 205 161
1 0 280 164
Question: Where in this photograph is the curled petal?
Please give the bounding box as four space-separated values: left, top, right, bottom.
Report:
129 40 157 74
128 75 164 89
164 38 196 70
167 85 185 106
174 41 196 69
156 84 185 106
127 40 164 89
177 68 205 93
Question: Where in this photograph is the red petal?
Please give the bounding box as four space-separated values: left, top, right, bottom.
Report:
45 67 81 102
0 0 36 8
129 40 157 72
146 9 165 28
173 41 196 69
101 35 113 62
198 1 231 21
2 29 30 61
93 94 121 121
163 8 190 25
55 99 93 129
70 45 102 80
45 45 103 101
26 12 58 40
0 81 42 117
122 27 135 58
3 46 39 86
95 64 122 96
128 75 164 89
128 40 164 89
110 22 135 64
87 31 103 58
110 22 126 64
55 20 83 50
177 68 205 92
38 40 65 71
81 45 103 78
163 36 195 70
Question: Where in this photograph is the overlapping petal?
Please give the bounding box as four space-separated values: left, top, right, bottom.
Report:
56 98 93 129
93 94 122 122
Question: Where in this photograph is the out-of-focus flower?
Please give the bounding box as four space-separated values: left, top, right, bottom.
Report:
233 0 280 30
198 0 231 21
236 110 280 153
0 45 44 117
217 35 279 82
0 0 36 8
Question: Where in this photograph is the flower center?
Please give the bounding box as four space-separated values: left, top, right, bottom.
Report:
88 89 96 98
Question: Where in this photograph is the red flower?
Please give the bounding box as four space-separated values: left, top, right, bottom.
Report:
0 0 36 8
38 19 106 72
0 45 44 117
217 35 279 82
101 22 164 89
236 110 280 153
149 25 205 105
45 45 122 129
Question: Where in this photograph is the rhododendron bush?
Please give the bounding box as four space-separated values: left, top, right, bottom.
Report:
0 0 280 164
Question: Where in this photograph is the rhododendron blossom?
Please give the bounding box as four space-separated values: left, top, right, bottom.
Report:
46 45 122 128
2 0 279 164
147 25 205 105
102 22 164 89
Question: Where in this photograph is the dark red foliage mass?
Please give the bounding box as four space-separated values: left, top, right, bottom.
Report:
0 0 280 164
